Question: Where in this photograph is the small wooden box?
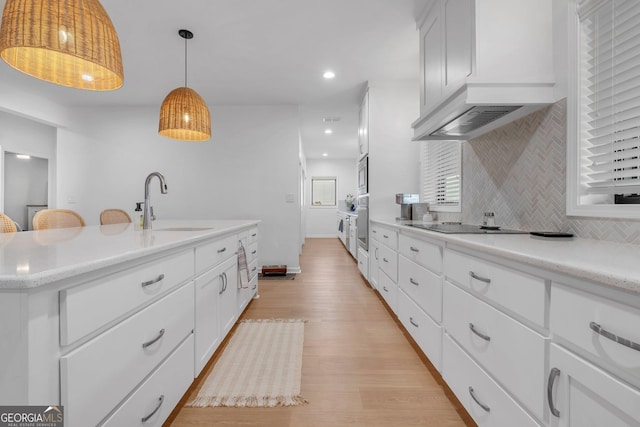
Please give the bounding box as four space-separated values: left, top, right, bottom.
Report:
262 265 287 276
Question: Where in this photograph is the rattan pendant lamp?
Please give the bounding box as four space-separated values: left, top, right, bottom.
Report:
0 0 123 90
158 29 211 142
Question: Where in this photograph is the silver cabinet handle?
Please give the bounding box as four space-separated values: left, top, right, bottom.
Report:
409 278 419 286
469 271 491 284
372 229 377 234
142 329 165 349
548 368 561 417
409 317 419 328
469 323 491 342
141 273 165 288
375 247 379 260
590 322 640 352
251 266 257 272
383 257 389 263
469 386 490 412
219 274 226 295
383 286 388 292
383 234 389 239
141 395 164 422
410 246 419 252
252 284 257 290
217 247 227 254
223 272 227 292
251 250 257 255
251 233 257 237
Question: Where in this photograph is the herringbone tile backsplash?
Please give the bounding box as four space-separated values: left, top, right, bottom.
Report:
458 99 640 245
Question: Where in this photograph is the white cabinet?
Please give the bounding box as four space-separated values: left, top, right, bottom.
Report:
547 283 640 426
548 344 640 427
358 90 369 159
412 0 555 140
357 246 369 280
398 289 442 370
218 255 238 338
349 218 358 258
369 239 379 290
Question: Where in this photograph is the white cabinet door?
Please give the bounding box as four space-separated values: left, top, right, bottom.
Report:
442 0 472 97
369 239 379 289
218 256 239 338
548 344 640 427
420 6 442 115
358 90 369 158
194 265 222 376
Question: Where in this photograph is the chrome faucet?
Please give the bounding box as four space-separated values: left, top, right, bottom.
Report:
143 172 168 230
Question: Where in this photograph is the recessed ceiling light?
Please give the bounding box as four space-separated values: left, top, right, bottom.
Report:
322 153 329 157
324 128 333 134
16 154 31 160
323 70 335 79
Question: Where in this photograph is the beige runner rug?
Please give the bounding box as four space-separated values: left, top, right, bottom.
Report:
188 319 307 408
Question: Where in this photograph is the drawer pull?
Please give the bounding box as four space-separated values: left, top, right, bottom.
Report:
141 394 164 422
469 271 491 284
383 286 389 293
251 233 257 237
468 386 490 412
409 278 419 286
372 229 377 234
409 317 419 328
251 266 257 272
548 368 560 417
142 329 165 349
410 246 419 252
252 284 257 290
589 322 640 352
375 247 379 260
383 234 389 239
219 273 228 295
469 323 491 342
383 257 389 263
141 273 165 288
217 247 227 254
251 250 257 255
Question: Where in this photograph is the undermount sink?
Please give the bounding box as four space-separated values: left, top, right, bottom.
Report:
155 227 214 232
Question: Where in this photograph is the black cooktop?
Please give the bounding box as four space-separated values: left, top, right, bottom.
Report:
408 223 527 234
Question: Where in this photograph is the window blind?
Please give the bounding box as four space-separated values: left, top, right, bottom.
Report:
421 140 461 210
580 0 640 196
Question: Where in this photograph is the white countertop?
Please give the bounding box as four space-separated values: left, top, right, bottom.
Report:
0 219 259 289
374 219 640 295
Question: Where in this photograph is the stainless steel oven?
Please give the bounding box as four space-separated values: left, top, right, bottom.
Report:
357 194 369 250
357 155 368 195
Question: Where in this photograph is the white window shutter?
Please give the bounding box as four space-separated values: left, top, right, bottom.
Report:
421 140 462 212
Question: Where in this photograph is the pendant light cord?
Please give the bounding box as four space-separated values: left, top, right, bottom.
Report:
184 35 188 87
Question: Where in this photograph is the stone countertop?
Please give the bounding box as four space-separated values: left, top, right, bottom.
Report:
373 219 640 295
0 219 260 289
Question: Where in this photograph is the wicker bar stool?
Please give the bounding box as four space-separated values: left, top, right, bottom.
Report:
100 209 132 225
0 213 17 233
33 209 86 230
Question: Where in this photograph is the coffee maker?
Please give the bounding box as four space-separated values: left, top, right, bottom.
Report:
396 193 419 220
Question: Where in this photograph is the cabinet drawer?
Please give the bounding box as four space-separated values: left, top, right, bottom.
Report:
379 271 398 315
195 233 238 274
443 282 546 419
248 227 258 245
549 343 640 426
399 233 442 274
399 255 442 322
551 283 640 388
444 249 546 327
61 282 194 427
357 247 369 280
378 225 398 250
102 335 194 427
60 250 194 346
443 335 542 427
246 241 258 264
379 244 398 283
398 289 442 371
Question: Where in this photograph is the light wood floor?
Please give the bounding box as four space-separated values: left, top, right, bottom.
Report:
167 238 473 427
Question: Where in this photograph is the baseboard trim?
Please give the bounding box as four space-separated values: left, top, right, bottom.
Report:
306 234 339 238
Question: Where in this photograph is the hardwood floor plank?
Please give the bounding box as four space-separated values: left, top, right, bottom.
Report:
167 238 473 427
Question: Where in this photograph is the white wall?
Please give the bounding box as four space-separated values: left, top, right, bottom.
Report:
56 105 302 271
305 158 357 237
4 153 48 229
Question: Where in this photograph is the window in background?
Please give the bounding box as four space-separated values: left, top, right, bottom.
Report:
311 177 337 207
567 0 640 218
420 140 462 212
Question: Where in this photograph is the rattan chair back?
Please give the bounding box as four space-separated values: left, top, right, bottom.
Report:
33 209 86 230
0 213 17 233
100 209 132 225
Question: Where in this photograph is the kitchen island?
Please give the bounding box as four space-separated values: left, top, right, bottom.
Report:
0 219 260 426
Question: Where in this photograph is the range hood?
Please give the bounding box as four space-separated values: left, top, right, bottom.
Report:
411 82 555 141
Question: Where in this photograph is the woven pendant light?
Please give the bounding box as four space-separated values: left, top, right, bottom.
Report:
158 29 211 142
0 0 124 91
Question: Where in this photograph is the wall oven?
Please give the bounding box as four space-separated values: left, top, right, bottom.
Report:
357 194 368 251
357 155 368 195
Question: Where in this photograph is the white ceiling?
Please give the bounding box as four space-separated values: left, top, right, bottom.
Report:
0 0 421 159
